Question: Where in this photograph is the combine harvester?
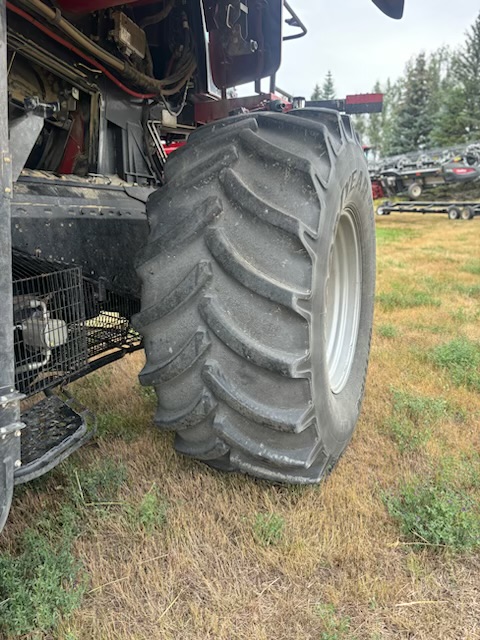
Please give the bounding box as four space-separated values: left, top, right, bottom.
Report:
0 0 404 533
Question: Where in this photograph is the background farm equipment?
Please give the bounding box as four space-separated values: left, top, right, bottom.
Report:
376 200 480 219
369 142 480 200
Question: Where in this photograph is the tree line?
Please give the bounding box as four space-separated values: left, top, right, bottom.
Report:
311 11 480 156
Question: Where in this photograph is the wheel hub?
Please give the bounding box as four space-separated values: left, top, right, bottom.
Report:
325 208 362 394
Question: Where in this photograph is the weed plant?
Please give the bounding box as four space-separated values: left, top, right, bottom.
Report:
0 508 86 637
430 337 480 391
384 480 480 551
386 389 447 452
377 323 398 338
315 604 354 640
253 513 285 546
126 485 168 533
67 458 127 506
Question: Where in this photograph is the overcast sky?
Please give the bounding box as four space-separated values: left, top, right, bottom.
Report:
272 1 479 100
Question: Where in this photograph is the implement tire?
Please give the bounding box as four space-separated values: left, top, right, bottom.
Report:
447 205 461 220
407 182 422 200
134 110 375 483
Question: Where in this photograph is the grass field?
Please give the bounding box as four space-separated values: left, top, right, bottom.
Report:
1 211 480 640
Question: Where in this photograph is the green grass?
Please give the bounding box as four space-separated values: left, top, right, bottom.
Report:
384 479 480 551
314 604 355 640
385 389 447 453
419 275 442 290
450 307 468 324
462 260 480 276
376 228 419 245
377 288 441 311
126 485 168 533
92 384 155 442
253 513 285 546
450 306 480 323
410 323 448 334
67 458 127 507
378 258 406 269
96 409 142 442
0 456 165 638
438 453 480 490
391 389 448 424
430 337 480 392
420 245 449 255
387 416 431 453
377 323 398 338
0 507 86 637
137 384 157 403
74 370 112 395
454 283 480 299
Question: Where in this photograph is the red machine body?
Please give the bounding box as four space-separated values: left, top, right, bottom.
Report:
163 140 187 156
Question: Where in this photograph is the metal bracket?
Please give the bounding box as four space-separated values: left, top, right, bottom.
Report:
0 389 25 408
1 431 20 531
10 113 45 181
2 151 12 196
0 421 24 439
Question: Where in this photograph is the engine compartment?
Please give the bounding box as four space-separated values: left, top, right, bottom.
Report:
6 0 204 184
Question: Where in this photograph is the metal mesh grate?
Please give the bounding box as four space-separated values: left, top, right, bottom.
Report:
12 252 141 396
83 279 141 357
13 265 87 395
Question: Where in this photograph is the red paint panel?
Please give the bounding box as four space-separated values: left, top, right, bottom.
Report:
452 167 476 174
346 93 383 105
163 141 186 156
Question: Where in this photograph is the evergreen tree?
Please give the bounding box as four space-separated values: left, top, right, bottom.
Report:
425 47 451 127
367 80 383 151
453 11 480 141
430 85 470 146
321 71 336 100
387 52 432 154
352 114 367 143
381 77 404 155
311 83 322 100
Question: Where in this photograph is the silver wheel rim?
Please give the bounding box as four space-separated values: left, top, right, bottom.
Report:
325 208 362 394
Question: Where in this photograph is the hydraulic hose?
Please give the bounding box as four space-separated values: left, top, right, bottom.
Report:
22 0 125 72
139 0 175 29
10 0 196 95
7 2 157 98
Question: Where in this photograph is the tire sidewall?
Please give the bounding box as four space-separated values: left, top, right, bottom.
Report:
309 141 375 456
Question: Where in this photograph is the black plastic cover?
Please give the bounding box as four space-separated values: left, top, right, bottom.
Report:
371 0 404 19
206 0 282 88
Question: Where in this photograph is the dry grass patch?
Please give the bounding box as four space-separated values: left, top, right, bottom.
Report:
1 213 480 639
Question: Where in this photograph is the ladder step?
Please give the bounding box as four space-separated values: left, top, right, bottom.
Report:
15 394 93 485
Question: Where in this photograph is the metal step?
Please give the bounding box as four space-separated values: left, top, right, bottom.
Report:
14 393 94 485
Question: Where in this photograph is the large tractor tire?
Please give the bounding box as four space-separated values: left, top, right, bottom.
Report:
134 110 375 483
